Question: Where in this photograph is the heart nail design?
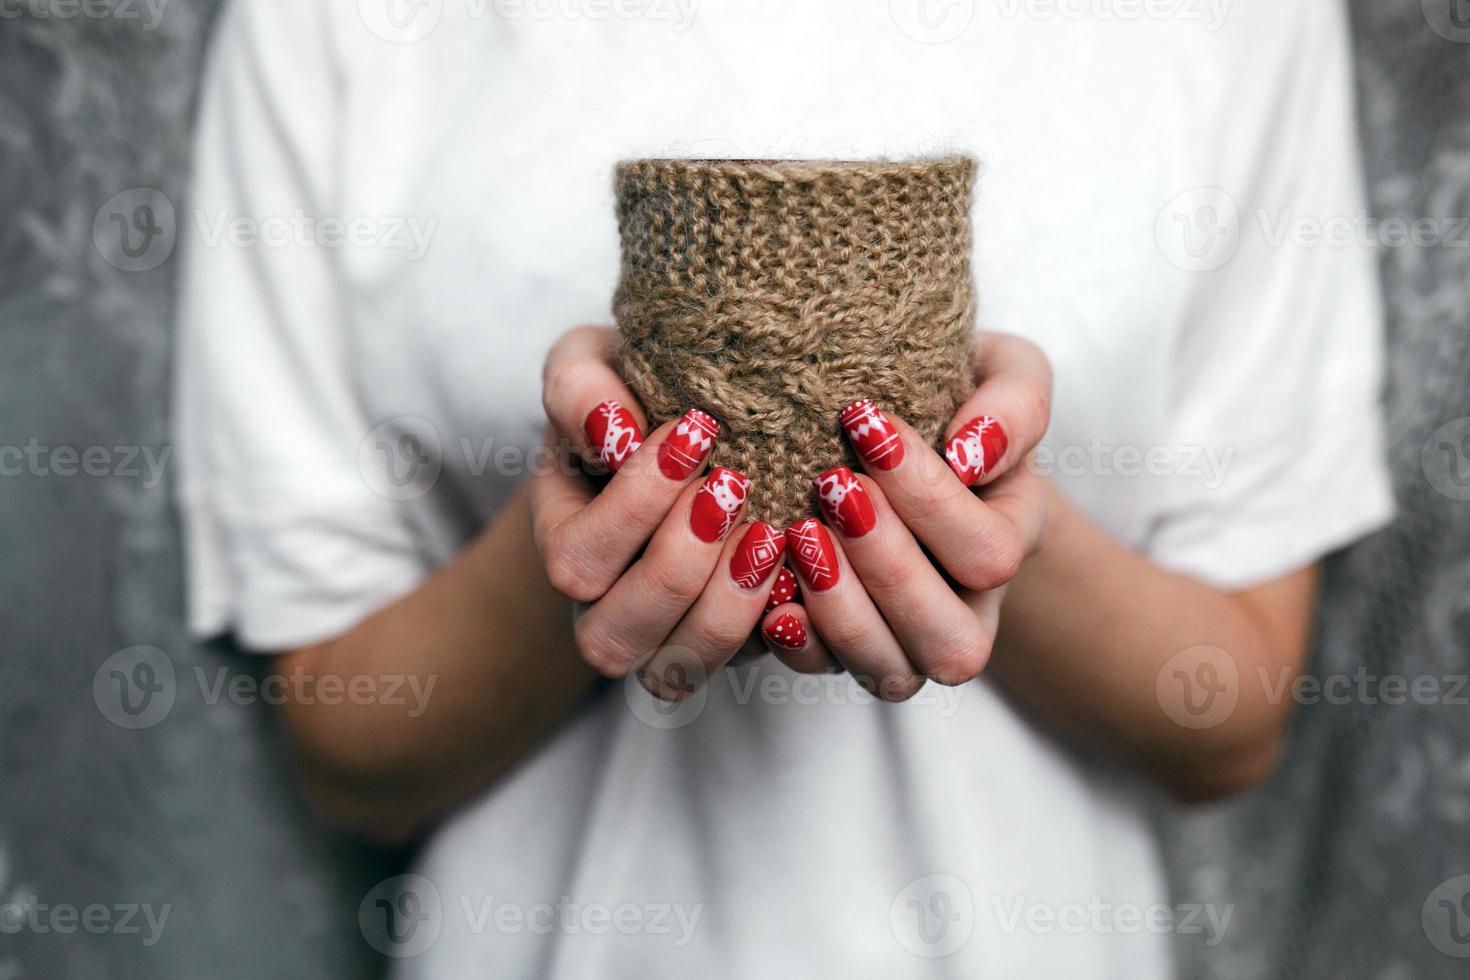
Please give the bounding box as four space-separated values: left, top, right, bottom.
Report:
658 408 719 481
841 399 905 471
813 466 876 538
786 518 839 592
690 467 750 543
730 522 786 591
945 415 1008 486
584 400 644 473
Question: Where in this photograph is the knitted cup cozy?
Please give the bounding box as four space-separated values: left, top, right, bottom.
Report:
613 157 977 526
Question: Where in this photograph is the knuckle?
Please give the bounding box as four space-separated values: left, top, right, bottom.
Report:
956 535 1024 592
541 358 596 420
924 631 993 687
854 551 917 599
644 555 708 608
697 620 751 659
544 540 607 604
813 618 870 657
1015 380 1051 435
574 618 634 678
903 483 950 525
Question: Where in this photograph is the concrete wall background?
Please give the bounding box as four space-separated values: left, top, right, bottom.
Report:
0 1 1467 976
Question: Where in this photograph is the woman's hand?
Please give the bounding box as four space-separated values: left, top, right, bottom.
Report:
760 333 1054 699
531 326 789 699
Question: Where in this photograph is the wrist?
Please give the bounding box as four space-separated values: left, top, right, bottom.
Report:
1032 476 1074 559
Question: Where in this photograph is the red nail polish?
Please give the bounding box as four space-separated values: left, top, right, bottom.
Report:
813 467 877 538
841 399 905 471
658 408 719 481
584 400 644 473
945 415 1008 486
765 567 799 611
690 467 749 543
785 518 839 592
730 522 786 591
763 613 807 651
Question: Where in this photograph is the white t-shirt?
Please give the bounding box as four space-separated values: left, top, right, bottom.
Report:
176 1 1393 976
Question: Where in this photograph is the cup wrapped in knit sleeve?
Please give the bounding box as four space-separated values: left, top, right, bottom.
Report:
613 157 977 527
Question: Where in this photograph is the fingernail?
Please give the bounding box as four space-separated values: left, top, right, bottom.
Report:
813 467 877 538
763 613 807 652
730 522 786 591
785 518 840 592
584 400 644 473
690 467 749 543
945 415 1008 486
840 399 905 471
658 408 719 481
765 567 799 612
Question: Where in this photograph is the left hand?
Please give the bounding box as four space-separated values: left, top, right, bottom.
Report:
760 332 1053 700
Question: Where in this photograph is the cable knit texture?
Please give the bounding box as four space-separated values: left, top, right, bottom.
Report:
614 157 977 525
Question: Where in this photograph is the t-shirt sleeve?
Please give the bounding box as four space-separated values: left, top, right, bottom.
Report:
174 0 428 651
1145 2 1395 590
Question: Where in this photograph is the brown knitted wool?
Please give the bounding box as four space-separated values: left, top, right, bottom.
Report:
614 157 977 526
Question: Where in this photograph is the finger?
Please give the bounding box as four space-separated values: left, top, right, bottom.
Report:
638 521 787 700
538 411 720 602
842 409 1028 592
940 332 1053 487
783 518 923 701
542 325 649 472
528 425 596 547
574 467 750 677
759 604 839 673
764 566 801 611
814 468 990 686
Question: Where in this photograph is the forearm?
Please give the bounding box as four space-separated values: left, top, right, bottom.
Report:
990 481 1317 802
278 488 597 841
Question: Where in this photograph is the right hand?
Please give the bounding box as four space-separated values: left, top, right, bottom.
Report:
530 326 792 700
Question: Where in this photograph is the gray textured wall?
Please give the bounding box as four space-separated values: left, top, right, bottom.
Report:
1170 4 1470 978
0 1 1467 978
0 3 394 977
